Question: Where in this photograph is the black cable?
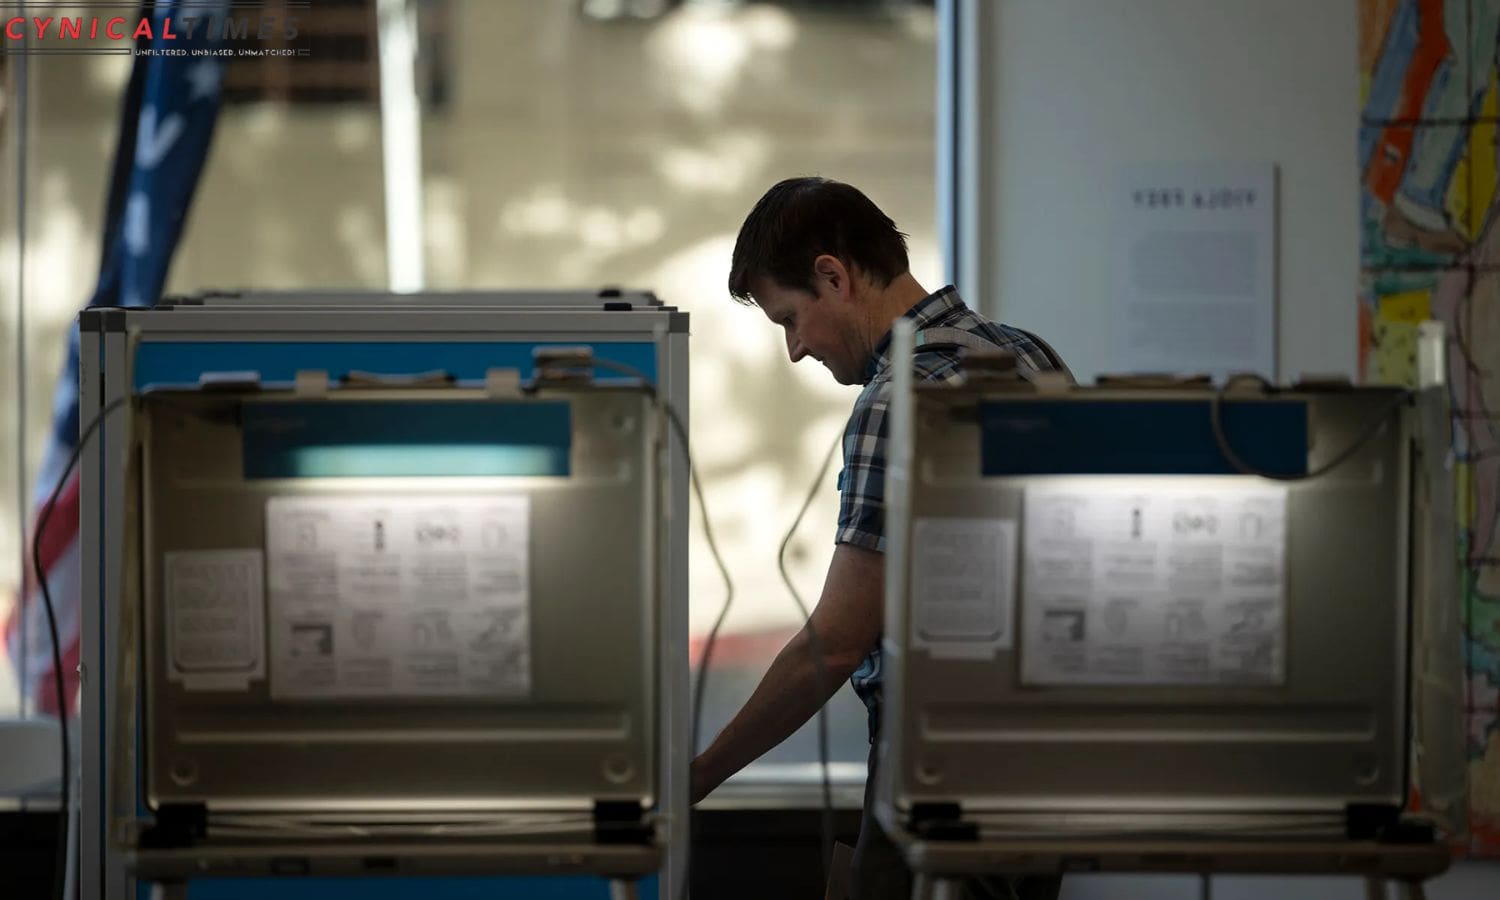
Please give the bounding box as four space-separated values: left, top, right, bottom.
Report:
582 360 734 778
662 404 734 804
31 394 130 900
590 359 842 897
571 359 733 900
775 430 842 889
1208 375 1411 480
1448 286 1500 566
965 875 1012 900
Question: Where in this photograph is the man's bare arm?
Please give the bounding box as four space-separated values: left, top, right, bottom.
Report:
690 543 884 803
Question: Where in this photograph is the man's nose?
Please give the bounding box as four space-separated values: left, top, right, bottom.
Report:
786 333 808 364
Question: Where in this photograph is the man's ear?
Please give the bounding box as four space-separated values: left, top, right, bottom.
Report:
811 254 850 299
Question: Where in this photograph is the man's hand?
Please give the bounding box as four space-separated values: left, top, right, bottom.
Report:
686 544 884 804
689 756 714 806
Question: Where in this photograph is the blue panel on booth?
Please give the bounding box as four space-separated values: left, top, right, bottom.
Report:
132 341 658 390
979 400 1309 476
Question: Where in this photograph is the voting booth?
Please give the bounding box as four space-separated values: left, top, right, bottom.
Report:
76 292 689 900
877 322 1465 897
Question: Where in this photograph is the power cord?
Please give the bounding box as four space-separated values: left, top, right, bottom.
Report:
1209 375 1412 480
776 429 843 889
30 394 131 900
569 358 734 900
582 358 845 896
580 359 734 781
582 359 849 895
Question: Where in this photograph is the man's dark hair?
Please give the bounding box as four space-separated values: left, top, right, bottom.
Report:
728 176 910 305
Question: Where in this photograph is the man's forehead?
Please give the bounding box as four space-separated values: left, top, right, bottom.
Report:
748 279 786 314
747 276 804 311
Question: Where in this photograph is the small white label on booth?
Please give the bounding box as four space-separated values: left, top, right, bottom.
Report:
1020 482 1287 686
910 517 1018 659
165 549 266 691
265 495 531 700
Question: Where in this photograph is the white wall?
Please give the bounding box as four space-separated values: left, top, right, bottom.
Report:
972 0 1360 384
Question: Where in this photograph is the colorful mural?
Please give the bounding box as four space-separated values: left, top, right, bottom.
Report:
1360 0 1500 858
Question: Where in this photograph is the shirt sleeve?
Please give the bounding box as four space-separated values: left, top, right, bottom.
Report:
835 384 891 553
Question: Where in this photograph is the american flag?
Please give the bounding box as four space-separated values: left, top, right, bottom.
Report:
3 0 229 714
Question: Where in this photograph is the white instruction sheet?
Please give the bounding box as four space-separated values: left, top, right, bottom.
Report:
1021 482 1287 686
164 549 266 691
1112 163 1277 381
910 517 1018 658
265 495 531 700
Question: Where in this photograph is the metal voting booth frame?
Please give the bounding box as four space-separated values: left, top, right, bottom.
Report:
877 322 1466 899
76 292 691 900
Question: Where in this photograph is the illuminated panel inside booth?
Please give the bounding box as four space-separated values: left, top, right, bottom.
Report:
240 400 571 478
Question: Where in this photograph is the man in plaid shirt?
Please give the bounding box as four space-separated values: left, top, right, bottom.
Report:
690 177 1066 899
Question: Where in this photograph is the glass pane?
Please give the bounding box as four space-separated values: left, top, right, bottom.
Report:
1 47 126 717
167 5 388 292
415 0 939 787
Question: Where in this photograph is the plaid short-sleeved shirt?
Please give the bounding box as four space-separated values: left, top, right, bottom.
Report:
839 286 1059 739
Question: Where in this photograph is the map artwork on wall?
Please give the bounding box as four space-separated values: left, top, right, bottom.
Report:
1361 0 1500 858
